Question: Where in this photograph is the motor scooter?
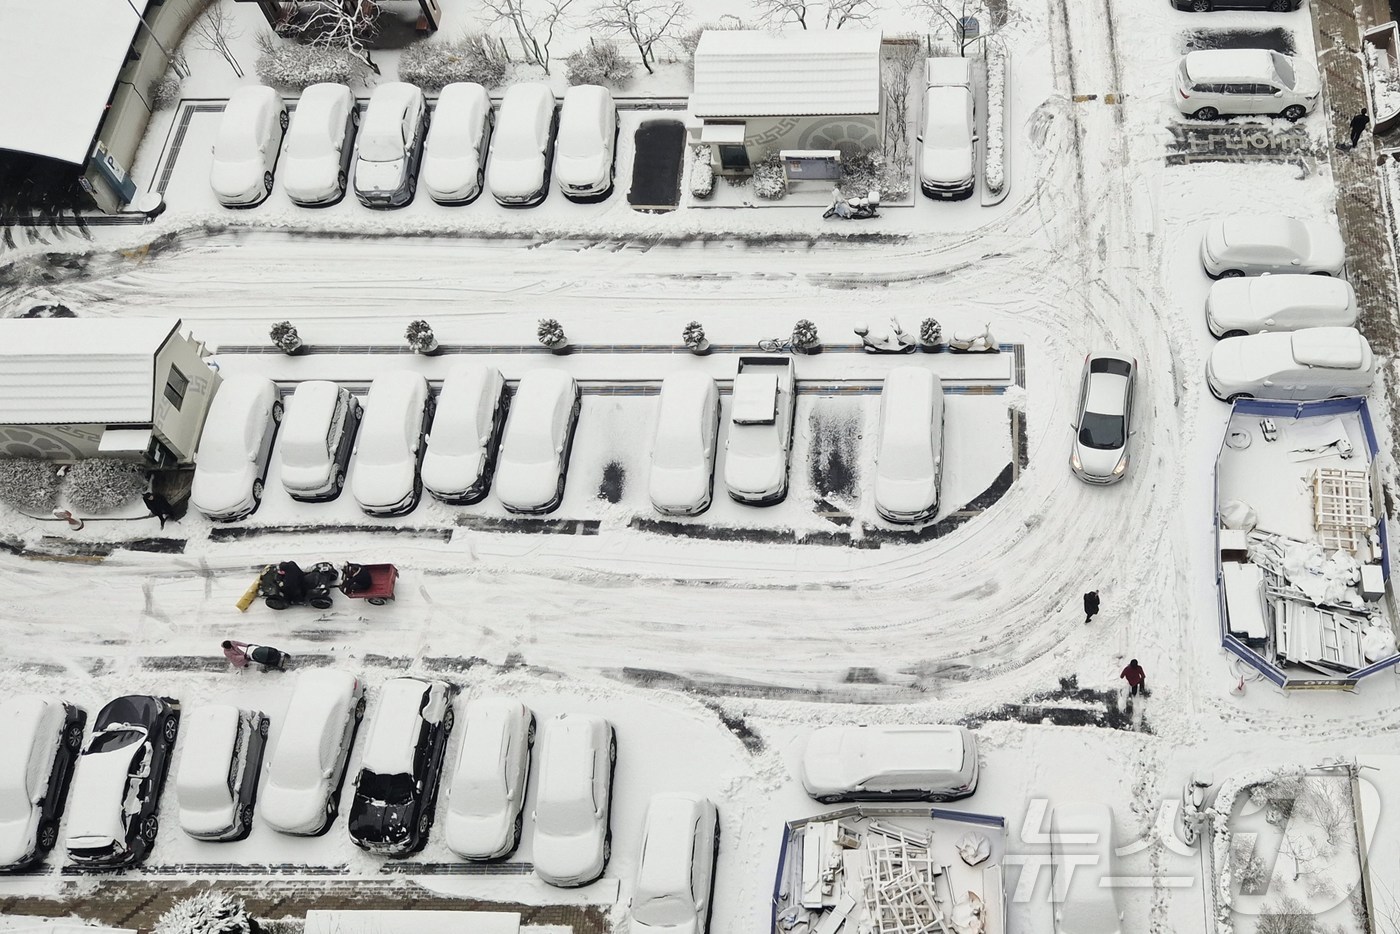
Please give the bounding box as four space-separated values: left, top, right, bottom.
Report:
245 643 291 671
823 188 881 220
855 317 917 353
258 560 339 610
1180 772 1215 846
947 323 999 353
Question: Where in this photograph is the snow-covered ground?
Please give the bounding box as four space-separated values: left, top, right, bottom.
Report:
4 0 1400 931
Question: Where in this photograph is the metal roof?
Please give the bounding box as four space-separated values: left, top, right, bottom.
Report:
0 318 179 425
689 30 883 118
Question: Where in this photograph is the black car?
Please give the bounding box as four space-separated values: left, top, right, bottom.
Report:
348 678 455 856
65 695 180 869
1172 0 1301 10
0 697 86 870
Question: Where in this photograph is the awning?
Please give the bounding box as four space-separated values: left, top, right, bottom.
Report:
700 123 747 145
98 428 153 455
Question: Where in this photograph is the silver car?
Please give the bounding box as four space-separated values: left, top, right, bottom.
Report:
1205 276 1357 338
1200 215 1346 279
354 82 427 208
1070 351 1136 485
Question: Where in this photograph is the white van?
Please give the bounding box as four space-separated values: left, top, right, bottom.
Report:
1205 276 1357 338
874 368 944 523
555 84 617 199
800 724 979 803
279 381 362 501
1173 49 1319 121
918 57 976 200
1050 802 1122 934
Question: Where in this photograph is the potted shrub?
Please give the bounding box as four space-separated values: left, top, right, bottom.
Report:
690 148 715 200
682 320 710 355
269 321 304 355
792 318 821 355
537 318 569 353
405 319 440 355
920 317 943 351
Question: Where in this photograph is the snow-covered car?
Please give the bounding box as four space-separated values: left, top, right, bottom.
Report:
627 794 719 934
724 356 797 506
648 372 721 516
261 670 365 836
488 82 557 206
918 58 976 201
445 697 535 861
283 82 359 206
1205 276 1358 338
351 371 433 516
0 696 85 870
348 678 454 856
800 724 979 804
1172 0 1300 9
1206 326 1375 402
554 84 617 200
189 376 283 521
423 82 493 205
532 713 616 887
210 85 288 207
496 370 581 515
1200 215 1345 278
1173 50 1318 122
874 368 945 522
279 381 362 502
422 363 507 504
1070 352 1136 486
1051 803 1122 934
175 705 269 842
66 695 180 869
354 82 428 208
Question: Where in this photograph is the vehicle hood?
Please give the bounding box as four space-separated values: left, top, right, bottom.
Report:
1293 64 1321 97
446 809 512 858
210 159 262 199
630 917 698 934
350 797 413 849
423 153 481 194
920 146 973 184
422 450 485 496
67 747 138 847
352 461 416 509
649 463 709 512
800 728 851 791
1208 335 1288 386
0 816 36 866
555 152 608 188
283 156 339 198
496 460 559 509
489 156 546 198
1074 443 1125 478
875 473 938 518
259 781 322 833
178 799 237 837
191 465 258 516
724 451 783 496
356 158 406 194
281 460 333 492
534 826 603 883
1306 229 1346 274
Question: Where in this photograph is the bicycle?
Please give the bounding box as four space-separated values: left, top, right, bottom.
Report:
757 336 795 352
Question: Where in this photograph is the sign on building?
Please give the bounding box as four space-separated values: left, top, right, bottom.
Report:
780 150 842 181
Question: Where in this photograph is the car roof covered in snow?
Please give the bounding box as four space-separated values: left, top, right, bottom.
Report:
431 364 501 456
284 381 342 438
203 376 277 454
176 705 240 792
360 678 431 776
273 670 358 778
1291 327 1369 369
880 368 942 438
558 85 613 152
656 373 719 439
1183 48 1279 81
635 794 706 897
732 373 778 424
806 725 968 781
539 714 605 801
1219 215 1306 253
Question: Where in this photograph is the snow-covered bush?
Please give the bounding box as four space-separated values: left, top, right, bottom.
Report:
1230 835 1267 894
1249 773 1305 823
678 17 745 78
792 319 819 351
269 321 303 354
690 148 715 199
537 318 567 348
682 320 707 350
0 458 62 513
752 152 786 200
920 317 942 346
151 71 183 111
985 42 1007 193
1254 897 1319 934
399 34 509 92
153 890 255 934
839 150 909 202
256 34 359 90
65 459 148 514
565 39 635 87
405 319 438 354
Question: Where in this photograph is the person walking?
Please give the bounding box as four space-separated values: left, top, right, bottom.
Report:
143 490 176 528
1083 590 1101 625
1121 659 1147 697
222 639 250 668
1349 110 1371 150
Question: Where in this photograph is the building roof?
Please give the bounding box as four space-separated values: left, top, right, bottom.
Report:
0 318 179 425
0 0 150 164
690 30 883 118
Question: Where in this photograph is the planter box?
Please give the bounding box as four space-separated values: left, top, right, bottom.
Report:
1364 22 1400 135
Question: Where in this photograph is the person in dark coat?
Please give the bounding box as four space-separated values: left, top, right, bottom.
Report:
143 490 176 528
1121 659 1147 697
222 640 250 668
1083 590 1101 624
1350 110 1371 149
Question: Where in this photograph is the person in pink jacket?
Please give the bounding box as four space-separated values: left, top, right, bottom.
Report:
222 640 250 668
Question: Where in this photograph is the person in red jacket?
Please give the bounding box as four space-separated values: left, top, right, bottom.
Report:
1121 659 1147 697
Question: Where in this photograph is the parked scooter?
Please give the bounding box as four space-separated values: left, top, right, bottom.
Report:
258 560 339 610
823 188 881 220
1180 771 1215 846
947 323 999 353
246 643 292 671
855 317 917 354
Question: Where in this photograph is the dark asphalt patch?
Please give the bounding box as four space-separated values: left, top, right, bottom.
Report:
598 461 625 503
1181 27 1293 53
701 701 766 754
210 524 452 541
962 676 1150 733
807 403 862 500
455 516 600 536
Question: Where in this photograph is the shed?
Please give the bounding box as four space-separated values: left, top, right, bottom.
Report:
687 30 884 175
0 318 220 466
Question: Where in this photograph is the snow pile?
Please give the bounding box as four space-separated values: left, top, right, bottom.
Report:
153 891 255 934
985 43 1007 194
1220 500 1258 531
1279 541 1362 606
1366 44 1400 118
689 148 715 199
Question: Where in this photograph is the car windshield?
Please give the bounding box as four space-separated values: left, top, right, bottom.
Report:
458 777 508 816
88 729 143 754
536 792 594 835
880 436 931 481
359 770 415 804
632 894 694 927
1078 413 1125 450
1272 52 1296 89
287 126 334 160
216 124 260 163
510 426 557 465
70 840 120 859
653 430 702 470
728 423 777 458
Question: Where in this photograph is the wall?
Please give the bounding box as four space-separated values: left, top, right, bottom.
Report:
695 112 883 175
152 329 222 463
0 424 107 462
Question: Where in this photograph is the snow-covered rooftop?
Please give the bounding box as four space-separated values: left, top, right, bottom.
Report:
0 0 149 165
0 318 180 425
690 30 883 118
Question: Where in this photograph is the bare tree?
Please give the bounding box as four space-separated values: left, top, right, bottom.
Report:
479 0 578 73
914 0 1009 56
589 0 688 74
825 0 877 28
753 0 809 29
192 4 245 77
1255 897 1321 934
880 39 921 163
285 0 383 75
1295 779 1350 851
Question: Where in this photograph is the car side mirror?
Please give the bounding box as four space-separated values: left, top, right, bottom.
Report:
1290 259 1301 265
323 767 335 779
1263 380 1274 387
555 444 564 454
1264 318 1275 326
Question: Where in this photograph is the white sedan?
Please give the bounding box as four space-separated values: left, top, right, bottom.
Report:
1069 352 1136 485
445 697 535 860
873 368 944 522
260 670 364 836
190 376 282 521
351 372 433 516
210 85 287 207
1206 326 1375 402
422 364 506 504
488 82 556 206
423 82 493 204
496 370 580 514
628 795 719 934
1205 275 1357 338
533 714 615 887
554 84 616 199
1200 215 1346 278
648 373 721 516
282 83 358 206
0 696 84 870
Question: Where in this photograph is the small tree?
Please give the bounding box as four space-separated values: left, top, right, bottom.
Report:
281 0 383 76
192 4 246 77
1255 897 1320 934
682 320 707 351
589 0 689 74
882 39 923 163
919 317 942 347
480 0 578 73
405 320 439 354
0 458 62 513
915 0 1010 56
792 319 820 351
537 318 568 348
753 0 809 27
270 321 304 354
153 891 255 934
565 38 636 86
825 0 878 28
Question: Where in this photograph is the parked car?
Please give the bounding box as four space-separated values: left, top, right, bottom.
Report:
175 705 269 842
496 370 581 514
1070 352 1136 485
351 371 433 516
445 697 536 861
65 695 180 868
918 58 976 201
423 82 493 205
627 794 719 934
422 363 508 505
210 85 288 207
532 713 616 887
348 678 454 856
724 356 797 505
1205 275 1358 338
279 381 362 502
282 82 359 206
1200 214 1345 278
0 696 85 870
261 670 365 836
190 376 283 521
648 373 721 516
555 85 617 200
1051 803 1122 934
354 82 428 208
488 82 557 206
1172 0 1300 9
1174 49 1319 121
1206 326 1375 402
873 368 945 522
800 724 979 804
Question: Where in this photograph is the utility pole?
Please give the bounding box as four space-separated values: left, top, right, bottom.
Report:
122 0 190 76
